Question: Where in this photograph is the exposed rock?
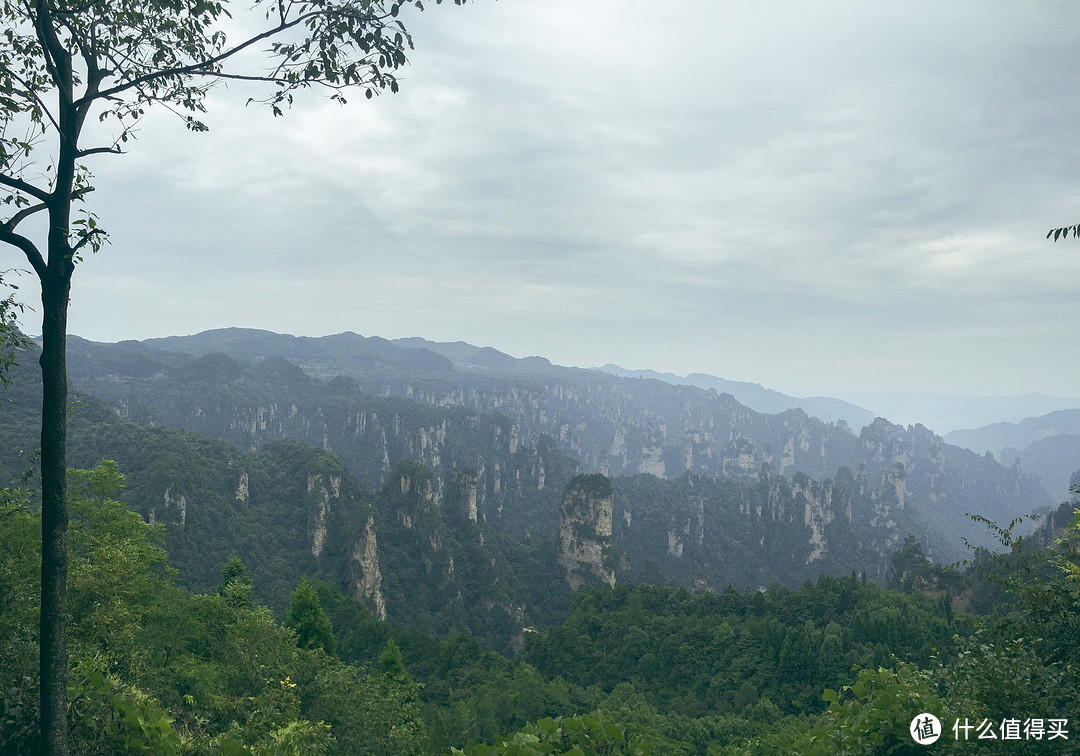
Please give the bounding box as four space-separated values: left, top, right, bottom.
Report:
638 445 665 476
307 474 330 558
667 530 683 558
558 474 615 590
611 428 626 459
795 477 833 563
399 468 433 501
449 469 479 522
164 487 187 529
351 515 387 620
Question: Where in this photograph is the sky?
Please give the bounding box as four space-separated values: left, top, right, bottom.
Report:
3 1 1079 399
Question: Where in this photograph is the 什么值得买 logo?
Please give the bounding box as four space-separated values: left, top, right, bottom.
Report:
909 714 1070 744
910 713 941 745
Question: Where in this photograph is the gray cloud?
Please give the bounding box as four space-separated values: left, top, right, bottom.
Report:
3 1 1078 397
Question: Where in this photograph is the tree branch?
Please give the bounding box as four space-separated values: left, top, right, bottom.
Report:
29 0 74 112
63 14 108 136
1 201 48 231
2 65 62 135
50 0 110 17
188 70 290 85
69 226 104 254
0 227 47 279
76 10 325 107
75 146 123 158
0 173 51 203
0 184 93 233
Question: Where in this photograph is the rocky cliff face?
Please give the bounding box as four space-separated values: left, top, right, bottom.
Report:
369 459 568 651
387 375 857 481
280 355 1045 560
608 463 913 589
447 469 479 523
306 473 340 558
65 345 577 533
64 335 1051 560
48 334 1056 606
394 378 1050 559
558 474 615 591
351 515 387 620
2 345 1011 656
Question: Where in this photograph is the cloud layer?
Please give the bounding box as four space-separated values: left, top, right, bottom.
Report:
4 1 1078 396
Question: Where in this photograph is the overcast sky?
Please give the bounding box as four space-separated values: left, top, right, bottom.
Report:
3 1 1079 398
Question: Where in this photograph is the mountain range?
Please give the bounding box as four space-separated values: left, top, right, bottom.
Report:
591 364 875 430
2 327 1070 650
945 409 1080 502
62 330 1062 544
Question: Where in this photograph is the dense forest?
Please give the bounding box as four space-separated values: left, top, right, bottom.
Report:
2 459 1078 753
0 350 949 652
2 332 1078 753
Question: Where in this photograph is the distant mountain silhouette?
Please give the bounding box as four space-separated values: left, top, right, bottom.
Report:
593 364 874 430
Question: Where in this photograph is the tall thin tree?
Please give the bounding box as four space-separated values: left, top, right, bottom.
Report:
0 1 462 751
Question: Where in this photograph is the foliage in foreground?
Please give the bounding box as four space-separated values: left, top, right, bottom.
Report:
452 713 653 756
3 455 1079 754
0 462 425 756
721 500 1080 755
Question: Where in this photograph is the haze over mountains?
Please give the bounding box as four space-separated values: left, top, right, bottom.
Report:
840 392 1080 435
595 364 1080 438
60 328 1076 517
136 328 1080 435
3 325 1074 679
593 364 876 430
946 409 1080 454
589 363 1079 503
945 409 1080 502
61 328 1067 535
18 327 1078 544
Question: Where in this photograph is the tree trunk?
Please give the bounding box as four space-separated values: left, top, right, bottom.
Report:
39 269 70 756
35 4 77 747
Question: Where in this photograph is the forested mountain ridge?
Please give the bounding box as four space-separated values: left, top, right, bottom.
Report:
2 338 1076 753
2 345 939 651
62 330 1052 560
0 354 568 649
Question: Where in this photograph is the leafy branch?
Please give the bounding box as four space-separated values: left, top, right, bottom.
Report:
1047 223 1079 242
